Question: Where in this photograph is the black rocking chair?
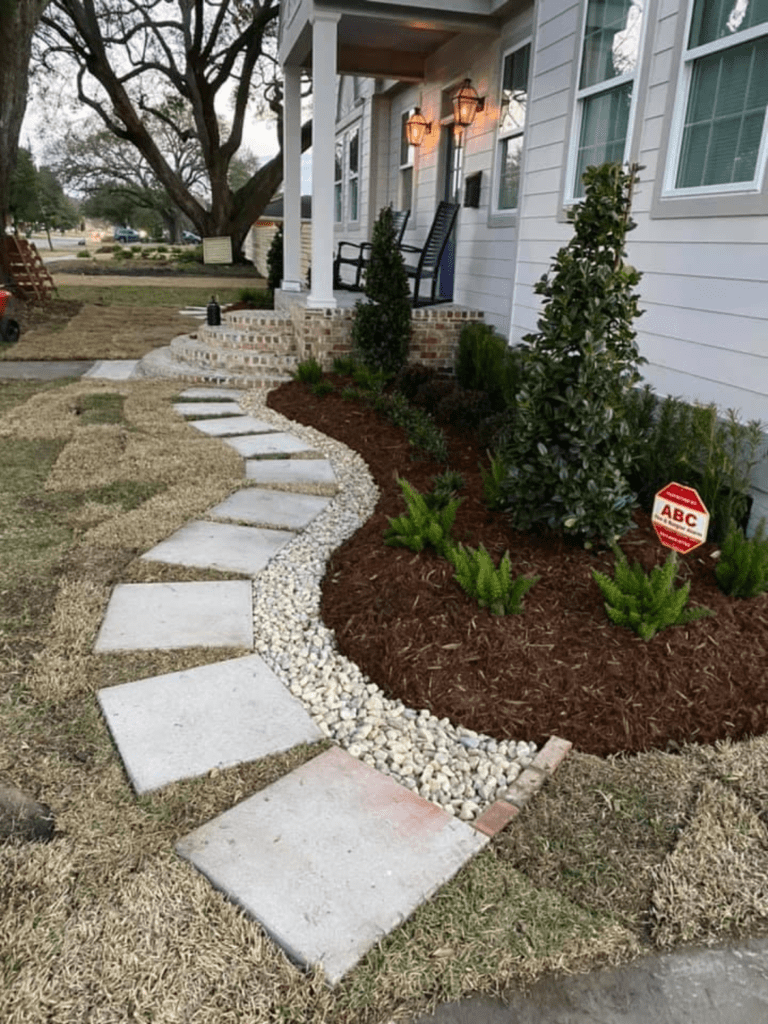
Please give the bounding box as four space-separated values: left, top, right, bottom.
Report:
399 201 459 307
333 209 410 290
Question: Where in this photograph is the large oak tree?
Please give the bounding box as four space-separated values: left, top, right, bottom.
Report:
0 0 51 231
38 0 310 261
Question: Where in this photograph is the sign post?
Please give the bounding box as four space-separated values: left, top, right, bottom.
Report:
651 482 710 555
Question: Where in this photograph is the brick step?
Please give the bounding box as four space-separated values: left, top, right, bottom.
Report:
135 343 293 388
169 334 300 378
221 309 294 330
196 323 298 356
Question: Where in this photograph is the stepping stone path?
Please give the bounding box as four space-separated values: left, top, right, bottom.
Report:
95 386 569 985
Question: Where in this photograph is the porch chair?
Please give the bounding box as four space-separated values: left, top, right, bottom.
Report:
333 208 410 291
399 201 459 307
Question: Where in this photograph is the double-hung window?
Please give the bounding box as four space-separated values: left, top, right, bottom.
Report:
569 0 646 199
496 41 531 211
399 109 415 211
348 126 360 222
666 0 768 194
334 139 343 223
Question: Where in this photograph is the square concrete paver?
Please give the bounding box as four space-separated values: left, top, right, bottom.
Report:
176 746 488 985
209 488 332 531
224 432 314 458
245 458 337 490
141 520 294 575
94 581 253 651
188 415 276 437
98 654 322 794
174 401 243 418
177 387 244 400
82 359 139 380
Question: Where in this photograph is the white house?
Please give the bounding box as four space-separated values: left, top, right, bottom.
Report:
278 0 768 524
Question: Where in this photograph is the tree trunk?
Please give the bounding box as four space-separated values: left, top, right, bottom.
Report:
0 0 51 228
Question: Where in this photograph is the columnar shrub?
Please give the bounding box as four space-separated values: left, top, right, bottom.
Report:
266 223 283 294
494 162 648 544
352 206 411 374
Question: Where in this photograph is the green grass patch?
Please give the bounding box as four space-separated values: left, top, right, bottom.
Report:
57 285 247 307
73 392 126 425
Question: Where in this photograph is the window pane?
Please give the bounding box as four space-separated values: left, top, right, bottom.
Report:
334 141 343 183
498 135 524 209
574 81 632 195
500 44 530 136
400 166 413 210
334 183 342 222
349 129 359 175
580 0 645 88
349 178 359 221
677 36 768 186
689 0 768 48
400 111 412 166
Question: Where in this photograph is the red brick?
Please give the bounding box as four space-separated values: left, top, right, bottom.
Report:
473 800 520 837
531 735 572 775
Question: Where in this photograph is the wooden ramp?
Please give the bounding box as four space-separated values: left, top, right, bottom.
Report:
0 237 57 301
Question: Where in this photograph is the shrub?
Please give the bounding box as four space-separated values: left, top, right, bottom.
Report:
332 355 359 376
715 519 768 598
447 544 539 616
592 544 713 641
237 286 272 308
352 206 411 373
455 322 524 412
293 357 323 385
76 250 90 258
384 477 460 557
266 223 283 293
480 453 507 510
426 470 465 510
492 162 648 545
311 380 335 398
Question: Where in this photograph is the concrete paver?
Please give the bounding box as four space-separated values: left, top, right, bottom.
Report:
188 414 276 436
0 360 95 380
173 401 244 417
94 581 253 651
141 519 295 575
176 746 488 985
245 457 338 490
98 654 322 794
209 488 332 531
224 432 315 458
82 359 140 380
177 387 244 400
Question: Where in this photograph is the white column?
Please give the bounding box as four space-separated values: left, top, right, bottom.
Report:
307 11 340 309
281 63 302 291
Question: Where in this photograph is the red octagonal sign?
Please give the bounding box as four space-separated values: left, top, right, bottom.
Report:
652 482 710 554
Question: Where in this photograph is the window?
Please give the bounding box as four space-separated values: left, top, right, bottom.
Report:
399 109 414 211
666 0 768 194
569 0 646 198
348 127 359 222
334 140 343 223
496 42 531 210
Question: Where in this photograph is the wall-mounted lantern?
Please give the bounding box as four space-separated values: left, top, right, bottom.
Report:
404 107 432 147
452 78 485 130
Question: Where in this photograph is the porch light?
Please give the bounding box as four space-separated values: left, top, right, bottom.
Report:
452 78 485 129
405 107 431 147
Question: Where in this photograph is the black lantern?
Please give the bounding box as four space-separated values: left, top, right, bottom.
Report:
404 107 432 147
206 295 221 326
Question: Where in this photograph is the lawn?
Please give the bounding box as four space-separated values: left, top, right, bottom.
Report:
2 356 768 1022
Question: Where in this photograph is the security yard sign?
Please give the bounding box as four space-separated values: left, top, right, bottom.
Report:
652 482 710 554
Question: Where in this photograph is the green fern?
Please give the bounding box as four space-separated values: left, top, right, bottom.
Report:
384 477 461 556
480 453 507 510
715 519 768 598
593 544 713 641
447 543 539 615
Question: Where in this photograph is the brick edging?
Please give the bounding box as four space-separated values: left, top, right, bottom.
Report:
472 735 573 838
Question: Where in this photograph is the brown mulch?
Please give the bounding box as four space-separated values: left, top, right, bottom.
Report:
268 380 768 758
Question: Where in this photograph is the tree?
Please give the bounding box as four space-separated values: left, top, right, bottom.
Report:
37 0 311 261
8 149 39 231
0 0 51 230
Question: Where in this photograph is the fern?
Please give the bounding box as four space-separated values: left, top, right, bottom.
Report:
715 519 768 598
447 543 539 615
593 544 713 641
480 453 507 510
384 477 461 556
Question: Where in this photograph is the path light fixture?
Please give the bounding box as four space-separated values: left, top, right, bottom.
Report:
404 107 431 147
452 78 485 130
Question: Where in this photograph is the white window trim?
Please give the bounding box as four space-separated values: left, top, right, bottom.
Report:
347 123 360 224
334 136 343 224
662 10 768 198
399 107 416 213
564 0 649 204
492 37 532 216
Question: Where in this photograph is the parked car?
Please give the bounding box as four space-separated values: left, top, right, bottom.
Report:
181 230 201 244
113 228 141 243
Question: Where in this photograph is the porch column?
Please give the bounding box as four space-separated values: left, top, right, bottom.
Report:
307 10 340 309
281 63 302 291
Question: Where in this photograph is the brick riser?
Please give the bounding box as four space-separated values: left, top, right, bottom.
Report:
170 335 300 377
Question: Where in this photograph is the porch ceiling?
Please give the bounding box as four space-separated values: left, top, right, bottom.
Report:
281 0 506 81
